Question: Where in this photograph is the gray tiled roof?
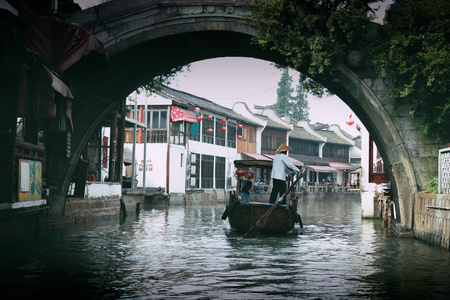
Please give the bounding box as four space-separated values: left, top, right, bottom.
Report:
290 126 323 142
256 114 290 130
314 129 352 145
156 85 260 126
289 154 330 166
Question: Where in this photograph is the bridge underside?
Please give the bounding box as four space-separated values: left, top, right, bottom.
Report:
2 1 445 233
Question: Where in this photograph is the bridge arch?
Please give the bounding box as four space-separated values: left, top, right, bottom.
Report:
57 0 436 230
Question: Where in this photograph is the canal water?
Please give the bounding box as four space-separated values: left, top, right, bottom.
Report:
2 199 450 299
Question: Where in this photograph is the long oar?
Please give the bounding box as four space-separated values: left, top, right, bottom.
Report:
221 200 240 220
242 171 303 238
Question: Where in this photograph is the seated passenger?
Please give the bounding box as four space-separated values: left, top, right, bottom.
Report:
239 180 253 204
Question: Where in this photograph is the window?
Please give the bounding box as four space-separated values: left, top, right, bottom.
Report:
262 135 272 149
215 157 226 189
150 110 167 130
15 117 44 146
249 128 254 143
146 107 168 143
276 137 285 148
170 121 185 145
215 118 225 146
202 117 214 144
227 122 236 148
16 118 25 141
201 154 214 188
188 153 200 189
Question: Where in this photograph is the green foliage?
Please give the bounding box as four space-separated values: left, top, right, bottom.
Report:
136 65 190 95
371 0 450 137
275 68 294 116
249 0 376 77
249 0 450 138
425 177 439 194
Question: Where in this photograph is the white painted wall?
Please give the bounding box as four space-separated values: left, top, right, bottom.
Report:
124 143 168 190
85 182 122 199
360 126 377 218
169 145 187 193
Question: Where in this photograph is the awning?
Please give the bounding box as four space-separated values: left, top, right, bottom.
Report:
24 15 107 71
241 152 272 161
263 154 304 167
171 106 198 123
329 162 358 170
306 165 337 173
289 157 304 167
17 15 107 132
43 66 73 99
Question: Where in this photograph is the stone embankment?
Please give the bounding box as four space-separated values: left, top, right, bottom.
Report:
414 193 450 250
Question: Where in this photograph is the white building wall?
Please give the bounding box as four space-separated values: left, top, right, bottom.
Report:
361 126 377 218
188 139 240 190
124 143 168 191
169 145 187 193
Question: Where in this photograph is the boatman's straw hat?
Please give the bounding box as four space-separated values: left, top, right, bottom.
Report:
276 143 292 153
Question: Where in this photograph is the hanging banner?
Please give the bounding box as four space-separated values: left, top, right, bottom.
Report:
171 106 198 123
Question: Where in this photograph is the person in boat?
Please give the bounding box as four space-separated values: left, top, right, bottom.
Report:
239 180 252 204
269 143 300 204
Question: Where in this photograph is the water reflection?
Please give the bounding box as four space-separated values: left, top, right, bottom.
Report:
1 199 450 299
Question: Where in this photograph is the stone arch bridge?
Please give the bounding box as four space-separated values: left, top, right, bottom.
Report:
48 0 443 231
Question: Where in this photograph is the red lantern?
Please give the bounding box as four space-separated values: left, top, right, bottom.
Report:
236 168 247 176
194 107 200 112
221 126 226 131
237 135 242 139
346 114 354 126
207 128 213 133
247 172 255 179
221 119 226 123
237 124 243 128
206 115 213 120
197 114 203 121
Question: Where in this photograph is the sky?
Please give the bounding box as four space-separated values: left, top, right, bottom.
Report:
167 57 362 137
73 0 394 137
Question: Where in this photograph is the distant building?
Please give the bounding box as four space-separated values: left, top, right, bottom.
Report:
123 85 261 197
121 85 361 201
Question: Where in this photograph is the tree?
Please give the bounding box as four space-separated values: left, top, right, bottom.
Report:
275 67 309 122
291 79 310 121
275 68 294 118
249 0 449 137
371 1 450 137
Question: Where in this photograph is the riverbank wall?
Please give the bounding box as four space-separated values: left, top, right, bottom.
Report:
171 190 361 206
413 193 450 250
64 182 123 223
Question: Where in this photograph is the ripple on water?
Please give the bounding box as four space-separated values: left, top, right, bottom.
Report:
2 200 450 299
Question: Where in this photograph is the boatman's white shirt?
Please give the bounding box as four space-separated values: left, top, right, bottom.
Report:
271 153 300 181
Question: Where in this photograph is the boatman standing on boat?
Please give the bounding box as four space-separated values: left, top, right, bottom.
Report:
270 143 300 204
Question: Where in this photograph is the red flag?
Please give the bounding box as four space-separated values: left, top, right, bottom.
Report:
171 106 198 123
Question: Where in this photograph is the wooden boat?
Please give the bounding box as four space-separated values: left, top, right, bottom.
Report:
222 158 303 234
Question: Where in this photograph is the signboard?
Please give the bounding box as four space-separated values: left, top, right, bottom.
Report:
18 159 42 201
